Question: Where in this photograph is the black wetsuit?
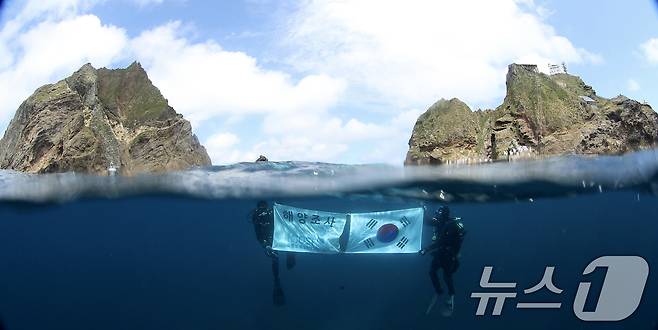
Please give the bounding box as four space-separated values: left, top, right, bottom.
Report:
252 206 295 305
252 207 274 248
252 206 281 284
425 217 465 296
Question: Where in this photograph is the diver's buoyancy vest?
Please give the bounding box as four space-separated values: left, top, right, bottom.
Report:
433 218 465 247
253 208 274 245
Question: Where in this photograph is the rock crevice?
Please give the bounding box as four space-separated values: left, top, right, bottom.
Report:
406 64 658 165
0 62 211 175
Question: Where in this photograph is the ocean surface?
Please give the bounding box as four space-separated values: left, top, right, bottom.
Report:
0 150 658 330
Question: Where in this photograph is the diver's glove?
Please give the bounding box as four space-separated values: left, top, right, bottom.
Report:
265 246 278 258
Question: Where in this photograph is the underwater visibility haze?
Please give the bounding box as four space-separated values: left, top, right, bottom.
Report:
0 150 657 329
2 0 658 328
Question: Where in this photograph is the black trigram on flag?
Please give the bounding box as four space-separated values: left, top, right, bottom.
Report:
400 216 410 227
364 238 375 249
366 219 378 229
396 236 409 249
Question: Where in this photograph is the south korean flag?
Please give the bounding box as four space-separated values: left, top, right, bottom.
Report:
345 207 423 254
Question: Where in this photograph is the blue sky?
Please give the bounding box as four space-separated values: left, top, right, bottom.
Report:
0 0 657 165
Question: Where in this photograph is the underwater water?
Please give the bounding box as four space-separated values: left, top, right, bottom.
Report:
0 150 658 329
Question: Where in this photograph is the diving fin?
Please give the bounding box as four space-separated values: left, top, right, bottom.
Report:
440 295 455 317
273 285 286 306
425 294 438 315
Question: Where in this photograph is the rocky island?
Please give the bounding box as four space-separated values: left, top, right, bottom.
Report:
406 64 658 165
0 62 210 175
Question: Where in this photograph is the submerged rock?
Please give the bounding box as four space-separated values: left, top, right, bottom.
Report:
406 63 658 165
0 62 211 175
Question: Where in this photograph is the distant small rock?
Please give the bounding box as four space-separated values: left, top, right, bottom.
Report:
256 155 269 162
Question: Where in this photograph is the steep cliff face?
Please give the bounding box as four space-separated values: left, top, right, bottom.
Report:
405 98 489 164
406 64 658 165
0 62 211 175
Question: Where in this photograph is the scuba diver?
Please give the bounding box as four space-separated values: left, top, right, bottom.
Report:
251 200 296 306
420 205 466 314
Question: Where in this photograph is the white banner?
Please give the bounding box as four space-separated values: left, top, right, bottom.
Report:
272 203 347 253
345 208 424 254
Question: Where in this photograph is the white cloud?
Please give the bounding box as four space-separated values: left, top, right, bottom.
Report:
129 21 418 164
129 21 356 163
133 0 165 7
0 11 127 125
0 0 601 166
7 0 99 23
627 79 640 92
131 21 346 125
640 38 658 65
284 0 602 109
349 109 423 164
208 0 601 164
252 137 348 163
206 132 239 149
17 16 127 78
204 132 258 164
0 4 350 165
203 107 422 164
216 107 422 164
